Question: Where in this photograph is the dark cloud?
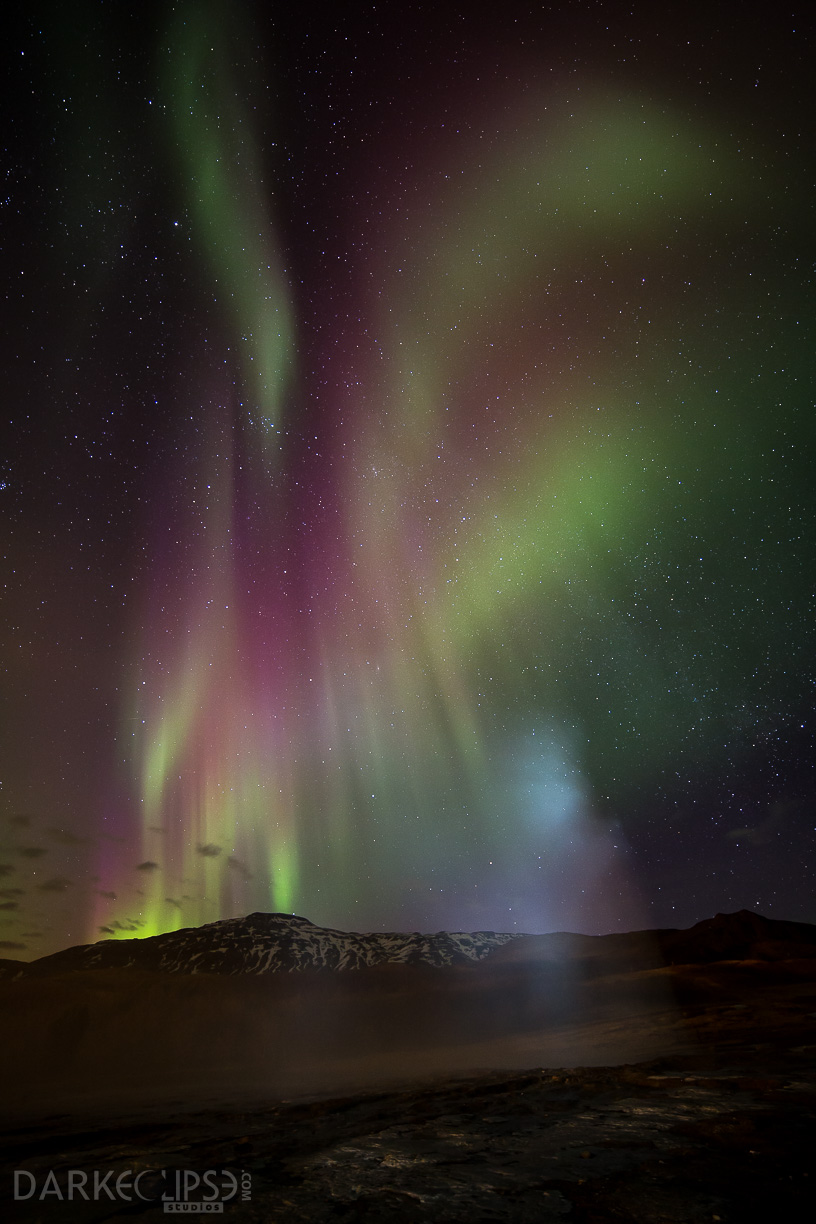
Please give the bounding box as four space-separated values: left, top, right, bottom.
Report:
0 940 26 950
725 798 805 848
165 897 183 909
0 901 19 911
46 827 86 845
99 926 115 935
109 918 144 932
16 847 47 858
0 865 15 877
135 861 159 872
0 888 24 898
227 857 253 880
196 843 222 857
37 877 72 892
97 889 117 900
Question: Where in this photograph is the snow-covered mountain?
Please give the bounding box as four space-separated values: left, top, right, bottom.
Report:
2 908 815 981
8 912 522 977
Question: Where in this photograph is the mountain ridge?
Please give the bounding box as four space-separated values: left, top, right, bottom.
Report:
2 908 815 980
0 911 522 978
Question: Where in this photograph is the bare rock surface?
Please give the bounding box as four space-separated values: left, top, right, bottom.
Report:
2 1020 815 1222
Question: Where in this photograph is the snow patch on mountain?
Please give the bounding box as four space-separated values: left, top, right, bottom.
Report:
17 912 523 977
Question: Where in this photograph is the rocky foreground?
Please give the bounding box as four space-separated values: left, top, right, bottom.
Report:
1 911 815 1220
2 967 815 1222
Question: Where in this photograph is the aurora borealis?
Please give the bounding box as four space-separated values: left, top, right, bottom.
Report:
1 2 814 958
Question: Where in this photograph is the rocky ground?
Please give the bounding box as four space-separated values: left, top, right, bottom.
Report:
2 959 815 1222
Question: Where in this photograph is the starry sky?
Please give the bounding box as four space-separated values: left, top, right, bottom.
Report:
1 1 815 959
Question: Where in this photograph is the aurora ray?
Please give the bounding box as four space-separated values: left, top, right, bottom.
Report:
1 3 812 955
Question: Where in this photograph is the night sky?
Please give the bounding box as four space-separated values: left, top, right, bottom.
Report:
2 1 815 959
